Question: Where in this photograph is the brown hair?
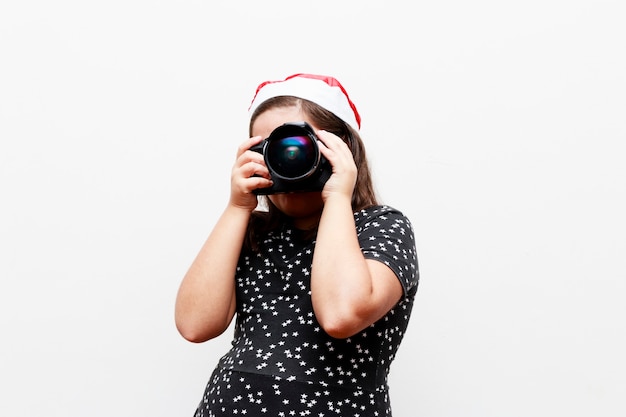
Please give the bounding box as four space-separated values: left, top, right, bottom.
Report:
245 96 379 251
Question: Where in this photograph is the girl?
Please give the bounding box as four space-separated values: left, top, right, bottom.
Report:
175 73 419 416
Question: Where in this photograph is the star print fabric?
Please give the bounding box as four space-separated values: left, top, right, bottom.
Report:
194 205 419 417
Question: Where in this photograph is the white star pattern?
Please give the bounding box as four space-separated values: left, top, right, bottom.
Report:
194 206 418 417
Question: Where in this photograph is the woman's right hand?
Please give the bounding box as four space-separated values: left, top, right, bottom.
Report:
229 135 273 210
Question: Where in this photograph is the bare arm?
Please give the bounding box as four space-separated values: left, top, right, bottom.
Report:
175 206 249 342
175 136 272 343
311 131 403 339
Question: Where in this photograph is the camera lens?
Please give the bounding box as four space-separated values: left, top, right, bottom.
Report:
266 135 318 179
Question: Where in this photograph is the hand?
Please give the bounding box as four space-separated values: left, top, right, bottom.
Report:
316 130 358 202
229 136 273 211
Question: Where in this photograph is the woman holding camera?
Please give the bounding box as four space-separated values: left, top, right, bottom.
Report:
175 73 419 417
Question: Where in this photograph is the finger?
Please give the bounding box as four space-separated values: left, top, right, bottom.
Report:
316 130 347 149
232 162 273 195
242 149 266 166
232 156 269 199
317 131 353 166
241 161 271 180
234 145 266 172
236 135 264 158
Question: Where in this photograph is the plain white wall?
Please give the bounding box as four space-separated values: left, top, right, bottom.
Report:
1 1 625 416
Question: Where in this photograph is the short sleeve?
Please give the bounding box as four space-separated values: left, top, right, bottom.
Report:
355 205 419 297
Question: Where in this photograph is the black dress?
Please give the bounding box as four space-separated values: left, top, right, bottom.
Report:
194 205 419 417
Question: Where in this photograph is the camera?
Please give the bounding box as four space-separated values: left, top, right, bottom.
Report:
250 121 331 194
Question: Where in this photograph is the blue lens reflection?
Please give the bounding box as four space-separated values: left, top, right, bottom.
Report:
267 135 317 179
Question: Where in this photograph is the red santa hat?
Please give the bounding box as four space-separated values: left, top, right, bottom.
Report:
248 73 361 131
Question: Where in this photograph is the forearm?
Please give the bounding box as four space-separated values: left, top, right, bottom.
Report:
310 196 376 337
175 205 250 342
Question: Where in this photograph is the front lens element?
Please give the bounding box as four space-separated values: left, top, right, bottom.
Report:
267 135 317 179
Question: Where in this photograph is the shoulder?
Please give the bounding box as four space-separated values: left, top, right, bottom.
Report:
354 204 414 231
353 205 417 263
355 204 419 295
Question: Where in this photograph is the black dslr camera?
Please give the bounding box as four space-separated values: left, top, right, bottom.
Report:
250 121 331 194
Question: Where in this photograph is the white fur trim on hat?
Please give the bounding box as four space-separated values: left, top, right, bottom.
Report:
248 73 361 131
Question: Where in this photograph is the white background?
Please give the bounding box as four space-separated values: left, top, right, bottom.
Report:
1 1 625 416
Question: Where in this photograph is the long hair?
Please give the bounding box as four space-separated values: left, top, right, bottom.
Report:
245 96 379 251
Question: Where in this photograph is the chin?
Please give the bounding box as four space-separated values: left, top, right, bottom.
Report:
269 192 324 218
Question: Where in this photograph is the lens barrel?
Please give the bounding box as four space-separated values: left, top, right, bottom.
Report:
251 121 332 194
266 127 319 180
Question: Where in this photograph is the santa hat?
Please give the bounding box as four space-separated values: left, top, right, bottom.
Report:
248 73 361 131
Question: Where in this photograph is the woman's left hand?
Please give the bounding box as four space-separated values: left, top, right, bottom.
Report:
316 130 357 202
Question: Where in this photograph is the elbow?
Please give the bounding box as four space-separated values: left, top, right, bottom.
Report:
315 308 368 339
175 295 236 343
177 325 211 343
175 314 229 343
176 322 226 343
321 324 359 340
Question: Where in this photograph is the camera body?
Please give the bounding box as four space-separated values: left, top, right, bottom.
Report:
250 121 332 194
